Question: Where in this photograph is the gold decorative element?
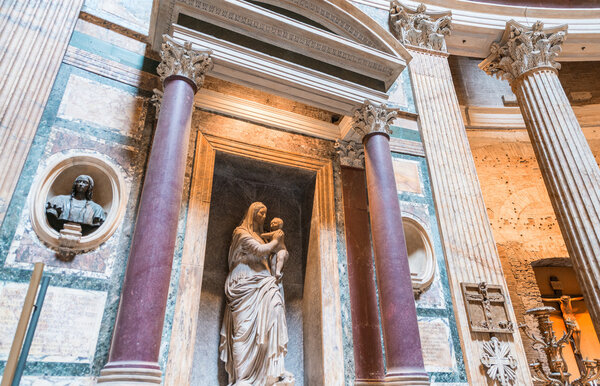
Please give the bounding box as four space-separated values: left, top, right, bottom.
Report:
520 306 600 385
480 337 518 386
390 2 452 52
157 35 213 90
351 101 399 139
479 20 567 82
462 282 514 334
334 140 364 169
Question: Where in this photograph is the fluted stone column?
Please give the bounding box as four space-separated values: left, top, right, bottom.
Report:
98 36 212 384
351 102 429 385
0 0 84 223
390 3 532 385
481 20 600 339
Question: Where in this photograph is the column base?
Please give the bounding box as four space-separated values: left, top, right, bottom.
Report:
384 372 430 385
97 361 162 385
355 379 386 386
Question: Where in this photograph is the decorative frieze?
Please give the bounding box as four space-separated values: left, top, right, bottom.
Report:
350 101 399 139
157 35 213 89
390 2 452 52
335 140 365 169
479 20 567 82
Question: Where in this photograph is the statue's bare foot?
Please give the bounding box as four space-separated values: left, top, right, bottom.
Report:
273 371 294 386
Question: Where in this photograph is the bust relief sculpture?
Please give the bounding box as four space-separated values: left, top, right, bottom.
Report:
46 175 106 232
219 202 294 386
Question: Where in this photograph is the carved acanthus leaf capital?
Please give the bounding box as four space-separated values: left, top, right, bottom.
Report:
479 20 567 82
390 2 452 52
151 89 163 117
351 101 399 140
157 35 213 90
335 140 365 169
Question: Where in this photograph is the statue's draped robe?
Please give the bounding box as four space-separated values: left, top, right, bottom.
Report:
219 220 288 386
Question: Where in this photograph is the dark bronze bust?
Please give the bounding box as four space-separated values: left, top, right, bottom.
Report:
46 175 106 233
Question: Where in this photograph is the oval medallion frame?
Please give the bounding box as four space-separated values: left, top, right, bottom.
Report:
403 216 436 294
30 152 128 251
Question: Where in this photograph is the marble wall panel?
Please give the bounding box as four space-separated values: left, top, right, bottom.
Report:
57 74 145 139
19 377 94 386
4 127 137 278
82 0 153 35
392 157 423 194
0 282 106 363
419 317 455 373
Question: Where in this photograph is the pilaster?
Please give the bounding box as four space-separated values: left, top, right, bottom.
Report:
391 3 532 385
0 0 84 222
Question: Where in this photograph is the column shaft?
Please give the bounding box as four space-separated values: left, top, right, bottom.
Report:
363 133 428 385
513 68 600 337
408 49 532 384
341 166 385 384
98 76 195 383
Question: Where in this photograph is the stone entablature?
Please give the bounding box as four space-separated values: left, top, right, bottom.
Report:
479 20 567 82
390 2 452 52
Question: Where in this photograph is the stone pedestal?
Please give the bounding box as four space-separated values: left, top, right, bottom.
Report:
481 20 600 339
97 36 211 384
390 3 532 384
351 102 429 385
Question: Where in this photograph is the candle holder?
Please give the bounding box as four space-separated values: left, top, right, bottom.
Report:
520 306 600 385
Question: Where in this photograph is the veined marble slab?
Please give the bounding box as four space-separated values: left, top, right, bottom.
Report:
418 317 455 372
392 157 422 194
18 376 95 386
0 282 106 363
57 74 145 139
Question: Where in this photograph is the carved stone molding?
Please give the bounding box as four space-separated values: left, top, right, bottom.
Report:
151 88 163 117
335 140 365 169
390 2 452 52
479 20 567 82
157 35 213 90
350 101 399 139
480 337 518 386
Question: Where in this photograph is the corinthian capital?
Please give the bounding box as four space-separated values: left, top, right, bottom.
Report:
157 35 213 90
390 2 452 52
335 140 365 169
479 20 567 82
351 101 399 140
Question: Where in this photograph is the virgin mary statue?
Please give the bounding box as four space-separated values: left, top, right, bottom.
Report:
219 202 294 386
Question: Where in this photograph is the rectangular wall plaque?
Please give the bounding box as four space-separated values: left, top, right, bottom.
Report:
461 282 514 334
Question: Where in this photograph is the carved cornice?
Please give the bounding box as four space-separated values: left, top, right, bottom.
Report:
335 140 365 169
390 2 452 52
351 100 399 139
151 88 163 117
157 35 213 90
479 20 567 82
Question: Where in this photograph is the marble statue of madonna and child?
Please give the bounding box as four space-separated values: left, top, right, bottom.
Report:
219 202 294 386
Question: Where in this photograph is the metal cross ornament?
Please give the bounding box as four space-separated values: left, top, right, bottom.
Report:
480 337 518 386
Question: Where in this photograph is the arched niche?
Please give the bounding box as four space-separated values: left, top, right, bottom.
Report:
403 216 435 295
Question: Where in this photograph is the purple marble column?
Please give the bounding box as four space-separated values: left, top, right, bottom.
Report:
98 36 212 384
353 101 429 385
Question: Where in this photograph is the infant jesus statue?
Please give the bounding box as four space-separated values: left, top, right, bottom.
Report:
261 217 289 282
